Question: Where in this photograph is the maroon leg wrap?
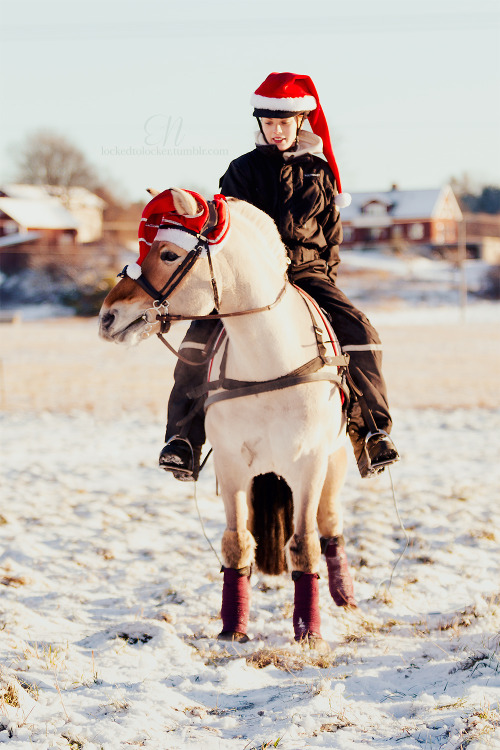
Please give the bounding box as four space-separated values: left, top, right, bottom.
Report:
321 536 357 607
220 567 251 635
292 571 322 641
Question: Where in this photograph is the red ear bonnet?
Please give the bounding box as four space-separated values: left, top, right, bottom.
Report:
136 189 230 265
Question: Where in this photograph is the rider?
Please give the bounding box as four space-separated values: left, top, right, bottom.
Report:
159 72 399 480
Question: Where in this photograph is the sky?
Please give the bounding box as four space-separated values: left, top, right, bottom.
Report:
1 0 499 203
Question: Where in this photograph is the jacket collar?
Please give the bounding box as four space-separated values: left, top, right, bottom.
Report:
255 129 324 160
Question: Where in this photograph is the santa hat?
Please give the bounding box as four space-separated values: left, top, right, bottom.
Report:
251 72 351 208
124 189 230 280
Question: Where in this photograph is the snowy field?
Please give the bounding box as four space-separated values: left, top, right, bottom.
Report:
1 257 500 749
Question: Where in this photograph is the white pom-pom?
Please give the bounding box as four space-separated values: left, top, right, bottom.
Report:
334 192 352 208
126 263 142 280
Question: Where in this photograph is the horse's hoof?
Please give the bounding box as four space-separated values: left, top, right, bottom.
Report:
296 635 330 653
217 630 250 643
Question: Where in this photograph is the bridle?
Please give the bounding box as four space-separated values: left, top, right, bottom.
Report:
118 214 288 363
118 227 209 321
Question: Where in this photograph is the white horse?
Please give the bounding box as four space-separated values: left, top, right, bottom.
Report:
99 188 356 649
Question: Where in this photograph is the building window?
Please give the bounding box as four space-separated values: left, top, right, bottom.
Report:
435 222 445 244
364 202 388 217
343 226 353 241
408 223 424 240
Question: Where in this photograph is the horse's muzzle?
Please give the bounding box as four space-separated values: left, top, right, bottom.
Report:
98 311 115 342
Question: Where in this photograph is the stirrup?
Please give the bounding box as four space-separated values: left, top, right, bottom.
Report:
159 436 199 482
366 430 400 472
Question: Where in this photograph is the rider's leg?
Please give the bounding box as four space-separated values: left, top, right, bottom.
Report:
159 318 220 480
293 274 399 478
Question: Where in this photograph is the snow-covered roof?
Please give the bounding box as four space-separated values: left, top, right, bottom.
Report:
340 186 462 222
0 197 79 230
2 184 105 209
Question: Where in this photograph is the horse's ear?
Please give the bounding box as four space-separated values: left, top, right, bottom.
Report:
171 188 201 217
147 188 160 196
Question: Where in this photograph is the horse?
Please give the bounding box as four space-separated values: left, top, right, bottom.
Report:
98 187 356 649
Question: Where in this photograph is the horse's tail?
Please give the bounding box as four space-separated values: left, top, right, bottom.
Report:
250 473 294 576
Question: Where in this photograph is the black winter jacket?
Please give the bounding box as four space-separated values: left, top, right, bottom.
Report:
219 138 343 282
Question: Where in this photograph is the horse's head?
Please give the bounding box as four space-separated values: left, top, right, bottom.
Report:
99 188 227 345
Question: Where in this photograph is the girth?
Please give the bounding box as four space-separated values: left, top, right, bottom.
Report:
203 360 349 409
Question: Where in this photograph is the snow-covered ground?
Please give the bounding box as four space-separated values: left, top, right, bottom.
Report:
1 253 499 748
1 406 500 749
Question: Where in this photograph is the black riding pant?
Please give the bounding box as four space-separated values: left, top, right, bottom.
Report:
292 274 392 436
165 318 218 446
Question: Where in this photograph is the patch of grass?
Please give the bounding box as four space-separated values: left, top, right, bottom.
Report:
16 677 39 702
161 588 184 605
343 615 399 644
99 698 129 716
436 697 468 711
319 718 355 732
416 597 500 634
116 632 153 645
449 649 500 676
470 528 496 542
0 574 28 587
23 641 67 671
454 704 500 748
61 734 85 750
155 611 175 624
415 555 434 565
438 607 481 632
245 739 282 750
191 644 237 667
370 586 394 606
1 682 20 707
258 580 285 593
246 646 337 671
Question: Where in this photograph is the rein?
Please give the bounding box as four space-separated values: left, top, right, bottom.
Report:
153 283 288 364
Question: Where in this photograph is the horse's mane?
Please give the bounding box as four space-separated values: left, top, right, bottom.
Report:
227 199 289 276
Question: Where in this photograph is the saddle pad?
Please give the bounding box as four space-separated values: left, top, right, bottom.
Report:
293 285 342 360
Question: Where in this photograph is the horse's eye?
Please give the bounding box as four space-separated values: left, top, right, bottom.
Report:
161 249 180 263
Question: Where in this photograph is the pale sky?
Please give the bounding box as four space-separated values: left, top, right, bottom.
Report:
1 0 499 202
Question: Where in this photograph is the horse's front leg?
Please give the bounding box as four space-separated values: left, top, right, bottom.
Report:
217 474 255 643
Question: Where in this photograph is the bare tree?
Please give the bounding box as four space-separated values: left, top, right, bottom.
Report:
12 129 98 190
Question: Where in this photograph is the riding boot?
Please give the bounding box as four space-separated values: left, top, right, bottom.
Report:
345 349 399 478
291 275 399 478
159 437 203 481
